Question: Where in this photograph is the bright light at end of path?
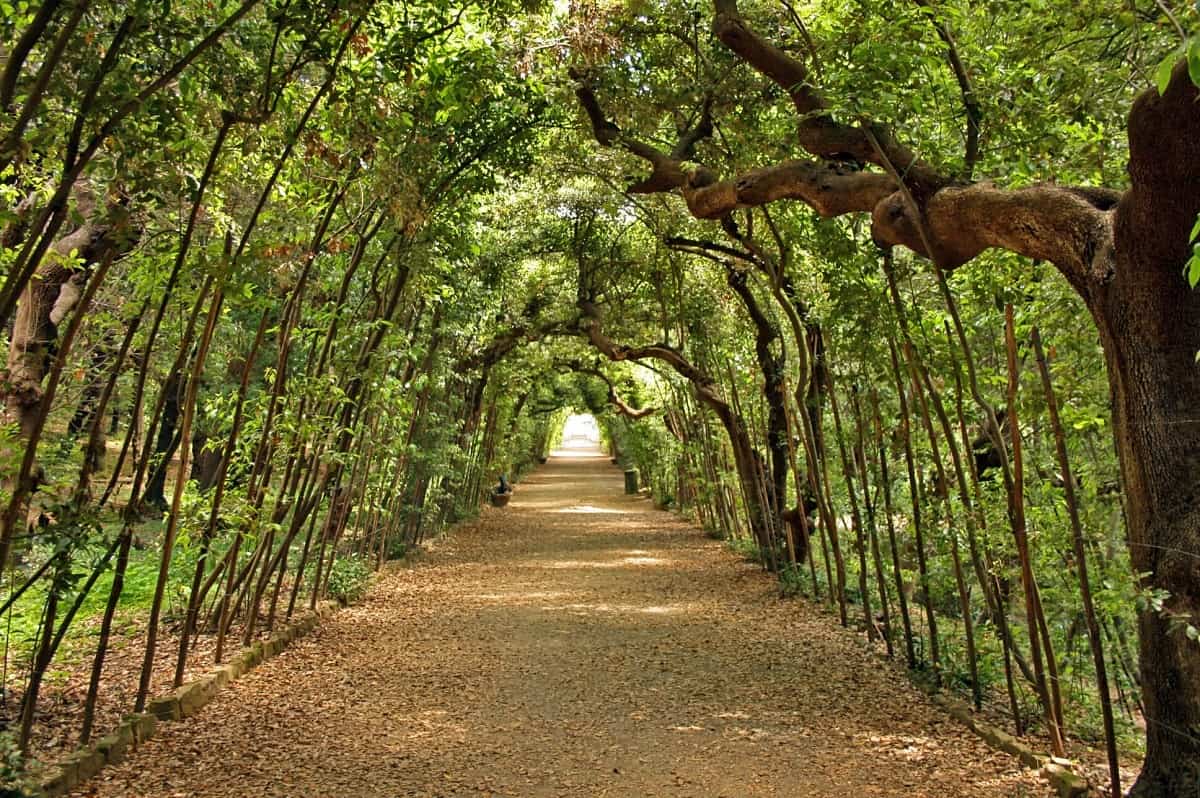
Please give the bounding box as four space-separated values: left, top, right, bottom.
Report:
557 413 601 456
562 413 599 443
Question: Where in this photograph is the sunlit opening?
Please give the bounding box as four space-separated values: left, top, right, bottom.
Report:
561 413 600 444
555 412 603 457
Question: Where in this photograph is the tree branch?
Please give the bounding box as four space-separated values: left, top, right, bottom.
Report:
871 179 1115 289
571 68 716 194
566 363 658 420
459 317 574 373
577 299 717 392
682 159 896 219
664 236 756 264
711 0 942 193
573 0 1139 295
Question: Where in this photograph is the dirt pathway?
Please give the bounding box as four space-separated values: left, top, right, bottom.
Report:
76 445 1049 797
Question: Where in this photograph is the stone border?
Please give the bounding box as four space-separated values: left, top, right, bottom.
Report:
670 486 1100 798
929 693 1093 797
39 600 341 797
846 609 1097 797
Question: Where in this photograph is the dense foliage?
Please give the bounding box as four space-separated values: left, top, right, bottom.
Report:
2 0 1199 795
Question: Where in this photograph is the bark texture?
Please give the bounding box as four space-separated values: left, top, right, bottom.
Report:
1093 62 1200 798
4 187 134 439
572 2 1200 790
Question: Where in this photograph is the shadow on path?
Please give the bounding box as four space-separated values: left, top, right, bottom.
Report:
77 445 1049 797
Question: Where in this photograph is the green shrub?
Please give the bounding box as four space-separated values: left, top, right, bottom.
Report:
325 555 372 605
778 564 807 598
0 731 34 797
725 536 761 563
386 535 409 561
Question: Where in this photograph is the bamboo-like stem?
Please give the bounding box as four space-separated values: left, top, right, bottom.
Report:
134 280 224 713
1004 305 1065 755
903 342 980 707
851 387 893 657
825 367 874 639
888 339 939 681
871 388 916 667
1027 326 1118 792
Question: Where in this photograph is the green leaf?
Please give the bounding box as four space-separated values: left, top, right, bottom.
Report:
1190 39 1200 88
1156 52 1178 95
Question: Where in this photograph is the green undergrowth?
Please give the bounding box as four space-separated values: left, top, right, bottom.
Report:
0 730 35 797
724 535 762 563
325 555 372 605
714 524 1146 758
2 519 188 669
772 549 1147 758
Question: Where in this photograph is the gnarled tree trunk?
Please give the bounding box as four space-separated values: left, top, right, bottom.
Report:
4 188 133 440
578 300 777 553
574 1 1200 787
1091 63 1200 795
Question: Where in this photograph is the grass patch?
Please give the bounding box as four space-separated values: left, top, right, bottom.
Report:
724 536 761 563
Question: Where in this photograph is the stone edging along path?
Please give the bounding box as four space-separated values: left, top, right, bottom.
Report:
38 600 342 797
42 484 1096 798
929 692 1091 797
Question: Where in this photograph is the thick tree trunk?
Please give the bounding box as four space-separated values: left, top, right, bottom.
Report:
1100 282 1200 786
1094 64 1200 798
5 268 71 439
190 431 223 491
3 188 133 440
1098 295 1200 797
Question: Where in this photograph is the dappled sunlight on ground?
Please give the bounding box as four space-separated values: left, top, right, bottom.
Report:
552 503 631 514
510 499 589 509
80 440 1052 798
521 554 674 570
548 602 688 616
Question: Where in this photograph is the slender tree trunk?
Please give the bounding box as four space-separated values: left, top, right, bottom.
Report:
905 341 980 708
1031 327 1120 797
79 528 131 743
888 339 939 680
134 282 223 712
17 559 60 752
141 369 185 509
1003 305 1065 755
75 299 147 502
825 369 873 639
870 389 916 668
174 308 269 686
851 388 892 657
727 268 787 518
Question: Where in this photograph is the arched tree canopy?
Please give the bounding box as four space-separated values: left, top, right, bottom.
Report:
1 1 1199 795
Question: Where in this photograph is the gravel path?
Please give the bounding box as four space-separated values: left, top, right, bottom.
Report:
75 444 1049 797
